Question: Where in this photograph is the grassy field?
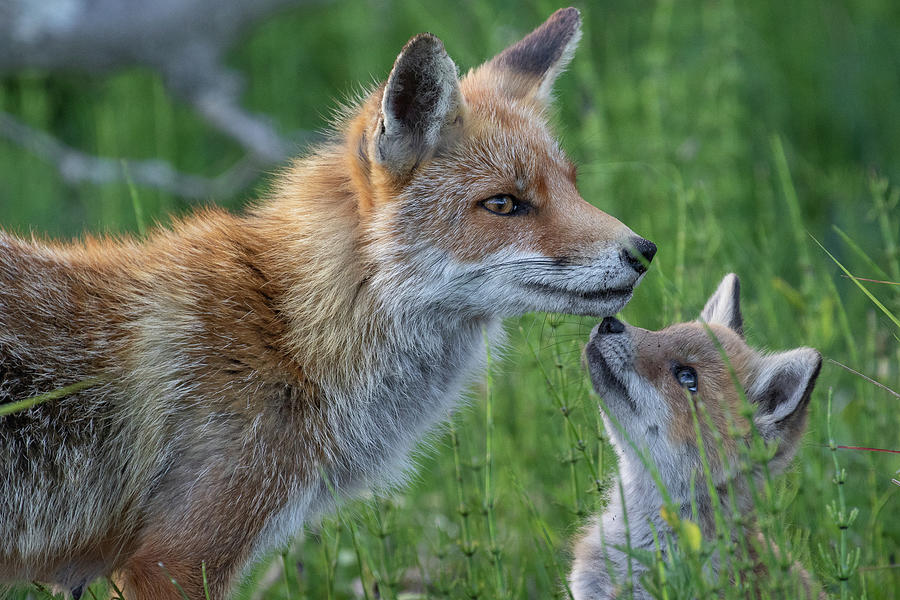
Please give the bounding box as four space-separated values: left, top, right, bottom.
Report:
1 1 898 598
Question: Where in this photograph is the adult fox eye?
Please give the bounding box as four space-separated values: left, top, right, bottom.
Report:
480 195 527 216
674 366 698 393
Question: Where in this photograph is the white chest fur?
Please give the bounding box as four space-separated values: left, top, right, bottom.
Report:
248 315 503 563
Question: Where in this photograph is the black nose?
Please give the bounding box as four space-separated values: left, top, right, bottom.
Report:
598 316 625 335
622 237 657 274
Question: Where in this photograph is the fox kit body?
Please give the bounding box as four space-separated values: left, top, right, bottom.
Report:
0 9 656 599
570 274 822 599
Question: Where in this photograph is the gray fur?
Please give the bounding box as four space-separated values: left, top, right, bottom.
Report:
251 303 501 560
570 276 821 599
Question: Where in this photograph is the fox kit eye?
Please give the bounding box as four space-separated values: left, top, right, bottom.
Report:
479 194 529 216
673 366 698 393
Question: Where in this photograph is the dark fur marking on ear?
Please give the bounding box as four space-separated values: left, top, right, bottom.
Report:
387 34 449 132
729 276 744 335
757 371 788 416
375 118 387 164
494 8 581 76
378 34 460 176
773 357 821 425
392 65 429 130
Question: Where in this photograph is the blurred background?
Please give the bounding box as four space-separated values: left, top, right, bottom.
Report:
1 1 898 598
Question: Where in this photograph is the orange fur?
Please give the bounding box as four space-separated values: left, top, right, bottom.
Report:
1 9 655 598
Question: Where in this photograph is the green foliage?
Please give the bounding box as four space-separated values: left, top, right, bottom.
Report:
2 0 898 598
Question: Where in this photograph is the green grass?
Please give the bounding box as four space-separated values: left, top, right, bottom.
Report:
1 0 898 598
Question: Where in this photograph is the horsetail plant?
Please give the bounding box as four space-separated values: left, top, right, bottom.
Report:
818 387 863 600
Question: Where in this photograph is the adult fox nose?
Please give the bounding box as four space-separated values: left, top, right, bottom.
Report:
621 237 657 275
597 316 625 335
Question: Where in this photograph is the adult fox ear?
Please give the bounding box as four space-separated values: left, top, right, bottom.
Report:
750 348 822 473
375 33 464 177
700 273 743 336
480 7 582 104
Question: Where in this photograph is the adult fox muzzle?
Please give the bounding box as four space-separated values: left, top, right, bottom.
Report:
0 7 653 599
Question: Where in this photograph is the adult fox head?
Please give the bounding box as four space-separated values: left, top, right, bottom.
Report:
584 274 822 493
310 8 655 319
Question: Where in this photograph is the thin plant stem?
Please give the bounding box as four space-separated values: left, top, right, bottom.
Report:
450 419 478 597
520 326 603 492
0 377 106 417
202 561 211 600
157 562 191 600
823 387 861 600
122 159 146 236
511 473 575 600
370 500 397 600
482 327 506 597
320 522 341 600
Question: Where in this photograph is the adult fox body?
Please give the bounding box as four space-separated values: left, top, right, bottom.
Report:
0 8 655 598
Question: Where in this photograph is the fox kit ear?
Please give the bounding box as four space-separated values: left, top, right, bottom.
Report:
486 7 582 104
375 33 464 177
750 347 822 472
700 273 743 336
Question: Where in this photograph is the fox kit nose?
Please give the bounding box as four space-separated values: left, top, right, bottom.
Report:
622 237 657 275
597 316 625 335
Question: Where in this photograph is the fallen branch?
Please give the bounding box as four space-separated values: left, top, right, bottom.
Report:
0 0 327 199
0 112 312 200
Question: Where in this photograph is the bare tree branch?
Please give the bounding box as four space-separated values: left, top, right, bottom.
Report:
0 0 326 199
0 111 293 200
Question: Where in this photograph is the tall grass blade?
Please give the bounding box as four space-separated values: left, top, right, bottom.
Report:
811 235 900 330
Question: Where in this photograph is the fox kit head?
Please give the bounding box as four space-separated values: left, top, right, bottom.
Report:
334 8 655 318
585 274 822 494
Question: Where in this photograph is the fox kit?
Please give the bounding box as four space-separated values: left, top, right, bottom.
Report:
570 274 822 599
0 8 656 600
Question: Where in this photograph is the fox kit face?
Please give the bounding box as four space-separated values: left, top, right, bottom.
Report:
351 8 655 318
585 274 821 489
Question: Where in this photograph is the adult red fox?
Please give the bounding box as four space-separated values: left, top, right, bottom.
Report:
570 274 823 599
0 8 655 599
